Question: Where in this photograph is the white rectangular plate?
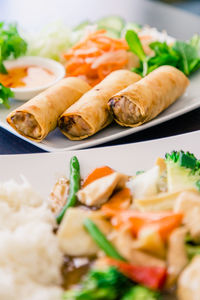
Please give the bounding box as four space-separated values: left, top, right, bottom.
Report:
1 130 200 198
0 70 200 152
1 130 200 299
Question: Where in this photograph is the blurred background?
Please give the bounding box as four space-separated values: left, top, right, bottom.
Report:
0 0 199 40
156 0 200 15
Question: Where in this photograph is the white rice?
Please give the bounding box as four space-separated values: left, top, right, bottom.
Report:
0 179 63 300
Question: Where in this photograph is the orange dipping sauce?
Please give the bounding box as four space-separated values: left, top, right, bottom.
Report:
0 65 56 89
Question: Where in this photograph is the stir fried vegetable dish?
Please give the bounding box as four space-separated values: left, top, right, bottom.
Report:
47 150 200 299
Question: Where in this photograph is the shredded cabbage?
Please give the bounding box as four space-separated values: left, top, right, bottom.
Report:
24 22 72 62
22 18 143 63
24 22 100 62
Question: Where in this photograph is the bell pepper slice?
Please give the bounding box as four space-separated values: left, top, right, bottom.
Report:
105 257 167 290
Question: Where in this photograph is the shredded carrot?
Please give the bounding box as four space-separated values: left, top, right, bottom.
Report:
64 30 129 86
101 188 131 217
82 166 114 187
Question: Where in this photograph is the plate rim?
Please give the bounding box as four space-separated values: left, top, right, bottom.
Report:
1 96 200 152
1 127 200 158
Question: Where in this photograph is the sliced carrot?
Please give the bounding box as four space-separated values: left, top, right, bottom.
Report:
135 214 183 242
82 166 114 187
111 211 147 234
101 188 131 217
152 214 183 241
156 157 166 173
111 211 183 241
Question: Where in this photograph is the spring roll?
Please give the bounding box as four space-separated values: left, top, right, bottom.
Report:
108 66 189 127
58 70 141 140
6 77 91 142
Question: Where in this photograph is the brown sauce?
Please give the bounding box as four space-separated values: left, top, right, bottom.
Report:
61 256 93 289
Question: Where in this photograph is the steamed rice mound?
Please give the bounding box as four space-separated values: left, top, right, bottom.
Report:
0 179 63 300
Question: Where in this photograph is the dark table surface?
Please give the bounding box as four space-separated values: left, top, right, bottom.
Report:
0 0 200 154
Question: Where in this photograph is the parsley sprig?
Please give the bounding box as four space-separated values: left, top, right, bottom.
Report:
0 83 14 108
0 22 27 73
0 22 27 107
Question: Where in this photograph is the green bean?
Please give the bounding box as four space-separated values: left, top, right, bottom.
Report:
56 156 80 224
84 218 126 261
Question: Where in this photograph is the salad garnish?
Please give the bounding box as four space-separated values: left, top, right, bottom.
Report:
0 22 27 107
64 30 129 86
0 82 14 108
0 22 27 74
126 29 200 76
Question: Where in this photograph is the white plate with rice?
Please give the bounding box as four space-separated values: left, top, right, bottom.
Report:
1 130 200 299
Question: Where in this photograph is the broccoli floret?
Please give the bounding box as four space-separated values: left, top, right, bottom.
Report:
165 150 197 170
121 286 161 300
63 267 133 300
165 150 200 192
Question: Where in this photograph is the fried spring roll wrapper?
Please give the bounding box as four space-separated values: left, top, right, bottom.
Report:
108 66 189 127
6 77 91 142
58 70 141 140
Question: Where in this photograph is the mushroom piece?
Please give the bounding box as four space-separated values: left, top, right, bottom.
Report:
166 227 189 287
174 190 200 242
110 226 166 268
177 255 200 300
49 177 69 214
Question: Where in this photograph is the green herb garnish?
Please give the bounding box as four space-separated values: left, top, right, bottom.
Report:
0 22 27 74
0 22 27 108
125 29 200 77
125 30 148 76
0 83 14 108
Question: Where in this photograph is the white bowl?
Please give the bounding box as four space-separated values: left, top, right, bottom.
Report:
4 56 66 101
